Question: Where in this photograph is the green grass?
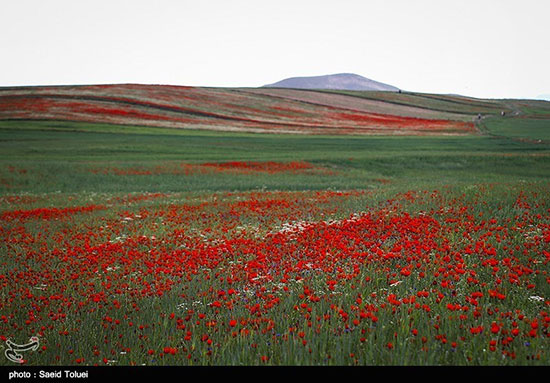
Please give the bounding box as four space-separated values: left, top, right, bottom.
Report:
482 116 550 141
1 120 550 194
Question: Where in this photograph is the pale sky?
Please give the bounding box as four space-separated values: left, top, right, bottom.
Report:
1 0 548 99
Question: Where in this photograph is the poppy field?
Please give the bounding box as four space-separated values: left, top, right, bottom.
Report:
0 85 478 135
1 89 550 366
1 182 550 366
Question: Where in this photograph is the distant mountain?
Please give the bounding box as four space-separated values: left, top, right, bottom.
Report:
263 73 399 92
535 94 550 101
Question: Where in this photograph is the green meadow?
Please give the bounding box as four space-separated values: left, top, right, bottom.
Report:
1 117 550 196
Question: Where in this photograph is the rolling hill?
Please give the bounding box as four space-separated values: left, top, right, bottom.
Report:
1 82 548 137
0 84 493 136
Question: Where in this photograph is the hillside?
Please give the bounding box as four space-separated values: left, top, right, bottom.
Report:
0 84 498 136
2 84 548 137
